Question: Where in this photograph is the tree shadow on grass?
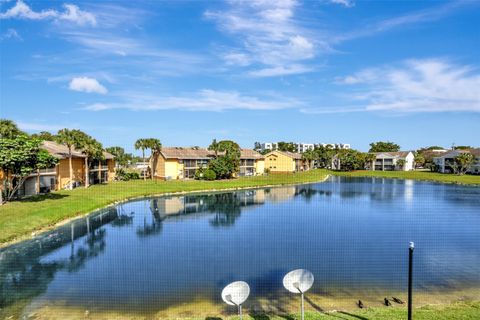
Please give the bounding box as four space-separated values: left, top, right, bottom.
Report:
20 193 69 202
336 311 369 320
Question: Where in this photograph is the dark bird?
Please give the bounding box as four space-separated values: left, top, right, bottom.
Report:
384 298 392 306
357 300 365 309
392 297 405 304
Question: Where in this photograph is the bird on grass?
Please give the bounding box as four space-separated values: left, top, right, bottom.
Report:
384 298 392 306
357 300 365 309
392 297 405 304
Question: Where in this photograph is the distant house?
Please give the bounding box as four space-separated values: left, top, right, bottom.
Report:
14 141 115 197
433 149 480 174
154 147 264 180
371 151 415 171
264 150 306 173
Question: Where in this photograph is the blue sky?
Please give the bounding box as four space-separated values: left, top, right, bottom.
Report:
1 0 479 153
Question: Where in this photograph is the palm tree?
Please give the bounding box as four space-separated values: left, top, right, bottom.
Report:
302 149 316 170
81 136 103 188
135 139 149 180
208 139 220 157
147 138 162 180
56 129 82 190
365 153 377 170
0 119 25 138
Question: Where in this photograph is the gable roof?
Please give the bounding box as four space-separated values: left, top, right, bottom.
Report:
41 141 86 159
435 148 480 159
41 141 114 160
266 150 303 160
160 147 263 160
372 151 412 159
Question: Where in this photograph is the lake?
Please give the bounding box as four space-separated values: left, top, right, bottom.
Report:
1 176 480 318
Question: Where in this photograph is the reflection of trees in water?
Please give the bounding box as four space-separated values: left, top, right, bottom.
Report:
111 205 134 227
0 208 118 309
206 193 243 227
135 199 163 237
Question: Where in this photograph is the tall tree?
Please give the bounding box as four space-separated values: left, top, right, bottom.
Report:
302 149 316 170
78 134 104 188
208 139 220 157
147 138 162 180
277 141 296 152
369 141 400 153
56 129 83 190
31 131 56 141
453 153 475 175
0 119 26 139
135 139 149 180
0 136 42 203
105 146 132 168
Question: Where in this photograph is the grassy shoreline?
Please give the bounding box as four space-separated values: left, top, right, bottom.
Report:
4 299 479 320
0 170 329 245
1 169 479 246
331 169 480 185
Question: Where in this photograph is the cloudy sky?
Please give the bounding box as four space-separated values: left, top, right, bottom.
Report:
1 0 479 152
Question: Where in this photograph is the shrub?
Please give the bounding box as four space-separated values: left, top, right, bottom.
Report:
115 168 140 181
195 167 217 180
203 169 217 180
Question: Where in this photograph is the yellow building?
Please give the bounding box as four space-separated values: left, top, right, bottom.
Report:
264 150 306 173
15 141 115 196
154 147 265 180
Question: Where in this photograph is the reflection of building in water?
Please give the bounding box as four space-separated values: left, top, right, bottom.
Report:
0 207 119 309
263 186 297 203
153 189 266 218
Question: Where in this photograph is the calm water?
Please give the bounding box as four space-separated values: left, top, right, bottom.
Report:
1 177 480 315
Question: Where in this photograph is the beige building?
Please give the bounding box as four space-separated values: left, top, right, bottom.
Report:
16 141 115 196
264 150 306 173
154 147 265 180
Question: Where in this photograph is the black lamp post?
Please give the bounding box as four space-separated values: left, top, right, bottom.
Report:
408 241 414 320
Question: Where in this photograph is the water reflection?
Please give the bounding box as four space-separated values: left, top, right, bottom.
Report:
1 177 479 316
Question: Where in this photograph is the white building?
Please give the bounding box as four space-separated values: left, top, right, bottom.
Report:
314 143 351 150
259 142 278 152
433 149 480 174
296 143 314 153
371 151 415 171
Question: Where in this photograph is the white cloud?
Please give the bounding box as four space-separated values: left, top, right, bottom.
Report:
0 28 22 41
0 1 96 26
335 59 480 113
328 0 354 8
84 89 300 112
248 64 313 77
57 4 96 26
69 77 107 94
205 0 316 77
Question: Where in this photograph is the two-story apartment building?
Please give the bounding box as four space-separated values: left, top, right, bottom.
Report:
371 151 415 171
154 147 264 180
433 149 480 174
264 150 306 173
9 141 115 197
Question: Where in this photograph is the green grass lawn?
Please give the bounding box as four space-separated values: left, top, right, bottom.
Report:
0 170 328 244
330 169 480 185
238 301 480 320
1 169 479 245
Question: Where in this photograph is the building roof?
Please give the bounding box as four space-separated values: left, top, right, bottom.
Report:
266 150 303 160
41 140 114 160
435 148 480 159
41 141 86 159
160 147 263 160
239 149 264 159
372 151 412 159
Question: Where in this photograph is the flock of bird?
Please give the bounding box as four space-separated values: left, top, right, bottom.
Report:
356 297 404 309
